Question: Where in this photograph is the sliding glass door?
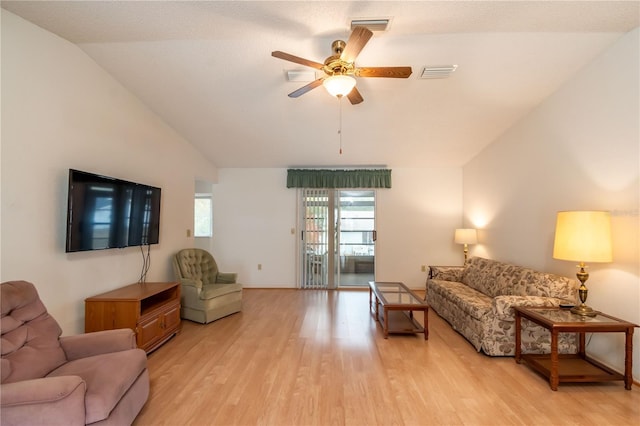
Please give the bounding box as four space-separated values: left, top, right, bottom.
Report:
299 189 375 289
336 190 375 287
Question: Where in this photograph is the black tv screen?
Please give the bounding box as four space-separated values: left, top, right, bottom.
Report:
65 169 161 252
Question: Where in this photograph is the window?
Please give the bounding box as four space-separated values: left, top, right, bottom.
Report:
194 195 212 237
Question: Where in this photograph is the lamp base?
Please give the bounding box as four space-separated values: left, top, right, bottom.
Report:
570 304 597 317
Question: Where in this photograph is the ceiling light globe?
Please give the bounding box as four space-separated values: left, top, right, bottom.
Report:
323 75 356 97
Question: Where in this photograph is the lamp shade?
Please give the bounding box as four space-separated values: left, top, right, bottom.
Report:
454 228 477 245
553 211 612 262
323 75 356 97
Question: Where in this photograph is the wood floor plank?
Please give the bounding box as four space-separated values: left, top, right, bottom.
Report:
133 289 640 426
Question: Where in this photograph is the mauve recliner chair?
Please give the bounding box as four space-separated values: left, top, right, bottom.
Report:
1 280 149 425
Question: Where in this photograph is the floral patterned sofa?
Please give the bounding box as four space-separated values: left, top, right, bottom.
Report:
426 257 578 356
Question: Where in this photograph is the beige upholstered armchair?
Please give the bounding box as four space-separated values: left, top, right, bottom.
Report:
172 248 243 324
1 281 149 426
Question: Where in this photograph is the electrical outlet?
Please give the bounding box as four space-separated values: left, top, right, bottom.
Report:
421 265 426 272
186 229 191 237
258 264 262 270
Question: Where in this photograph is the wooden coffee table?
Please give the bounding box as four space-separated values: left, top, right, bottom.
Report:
368 281 429 340
514 306 638 390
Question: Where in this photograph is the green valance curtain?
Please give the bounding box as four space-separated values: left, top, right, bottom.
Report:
286 169 392 188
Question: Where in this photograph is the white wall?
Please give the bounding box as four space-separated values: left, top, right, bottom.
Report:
464 29 639 379
0 11 217 334
376 167 463 287
210 169 297 287
210 167 463 290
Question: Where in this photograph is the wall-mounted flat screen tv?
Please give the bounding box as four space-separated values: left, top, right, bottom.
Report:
65 169 161 252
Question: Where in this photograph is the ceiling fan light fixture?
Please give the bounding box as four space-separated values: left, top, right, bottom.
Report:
323 75 356 97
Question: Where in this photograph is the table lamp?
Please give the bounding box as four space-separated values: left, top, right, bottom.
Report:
454 228 477 265
552 211 612 316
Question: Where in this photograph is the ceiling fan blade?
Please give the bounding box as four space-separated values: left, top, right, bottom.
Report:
340 26 373 63
288 78 324 98
272 51 325 70
347 87 364 105
355 67 413 78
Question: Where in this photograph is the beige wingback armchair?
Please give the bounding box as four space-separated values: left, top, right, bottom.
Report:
172 249 243 324
1 280 149 426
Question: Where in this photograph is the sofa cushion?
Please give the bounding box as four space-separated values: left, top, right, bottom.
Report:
462 257 507 298
520 270 576 300
1 281 66 383
493 264 576 300
47 348 148 424
462 257 576 301
428 279 492 321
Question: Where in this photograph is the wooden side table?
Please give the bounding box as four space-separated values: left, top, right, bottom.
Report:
514 307 637 391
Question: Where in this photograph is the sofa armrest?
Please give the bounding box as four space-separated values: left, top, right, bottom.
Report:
492 295 565 319
60 329 136 360
428 266 464 281
216 272 238 284
1 376 86 426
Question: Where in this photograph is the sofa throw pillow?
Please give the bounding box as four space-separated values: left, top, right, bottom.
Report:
428 266 463 282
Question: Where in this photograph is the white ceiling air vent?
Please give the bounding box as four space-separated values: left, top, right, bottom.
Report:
420 65 458 79
286 69 317 82
350 19 390 32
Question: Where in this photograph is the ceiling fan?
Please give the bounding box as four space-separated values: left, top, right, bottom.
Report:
272 26 412 105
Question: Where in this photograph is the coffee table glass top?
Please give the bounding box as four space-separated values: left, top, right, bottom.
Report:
369 282 425 306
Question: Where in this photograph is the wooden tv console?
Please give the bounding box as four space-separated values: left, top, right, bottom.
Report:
85 281 181 353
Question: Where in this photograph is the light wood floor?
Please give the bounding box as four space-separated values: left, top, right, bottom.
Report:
134 289 640 426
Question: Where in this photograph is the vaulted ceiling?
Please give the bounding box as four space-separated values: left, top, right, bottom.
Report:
2 1 638 168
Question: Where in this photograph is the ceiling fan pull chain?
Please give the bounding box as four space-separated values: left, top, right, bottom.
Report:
338 96 343 154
